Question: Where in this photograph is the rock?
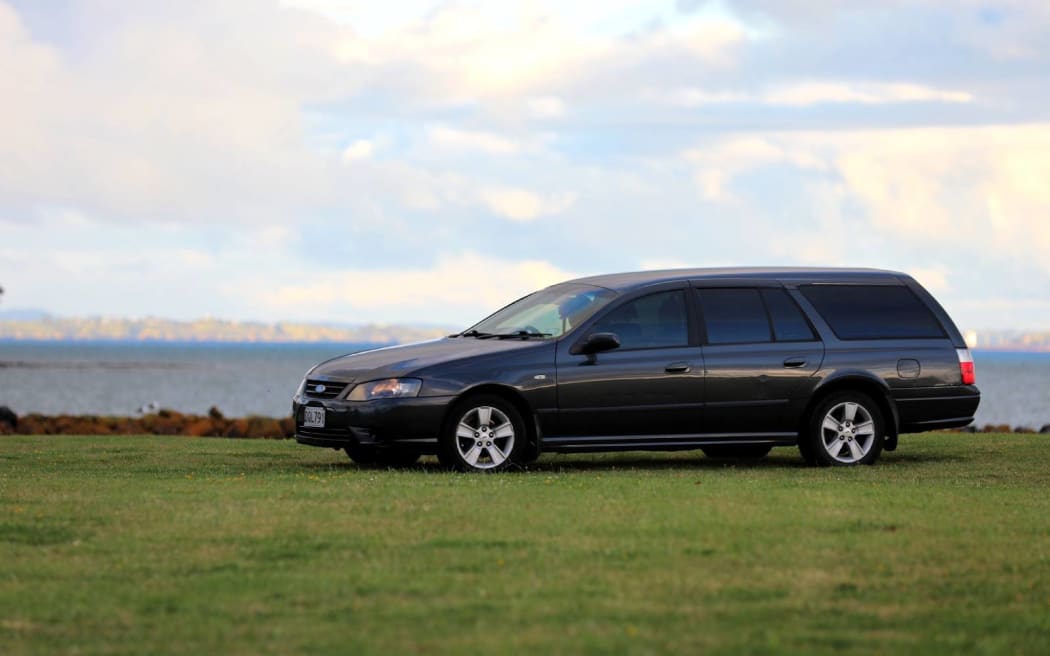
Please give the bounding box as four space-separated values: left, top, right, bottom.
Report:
244 416 283 439
0 406 17 430
184 419 217 437
982 424 1011 433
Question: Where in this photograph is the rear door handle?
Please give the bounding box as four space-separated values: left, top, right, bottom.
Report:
665 362 691 373
783 358 806 368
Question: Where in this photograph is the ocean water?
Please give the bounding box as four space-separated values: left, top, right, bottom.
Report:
0 342 1047 429
0 341 376 419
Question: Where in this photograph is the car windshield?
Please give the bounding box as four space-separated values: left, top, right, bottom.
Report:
461 284 618 339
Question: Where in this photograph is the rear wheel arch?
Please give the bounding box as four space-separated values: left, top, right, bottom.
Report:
802 376 899 447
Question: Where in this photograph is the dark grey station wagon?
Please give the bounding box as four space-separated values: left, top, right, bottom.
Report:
293 268 980 471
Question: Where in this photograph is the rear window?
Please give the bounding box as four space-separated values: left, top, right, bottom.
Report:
800 284 945 340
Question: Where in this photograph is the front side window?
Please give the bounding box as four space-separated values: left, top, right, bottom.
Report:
591 290 689 350
697 288 771 344
799 284 945 340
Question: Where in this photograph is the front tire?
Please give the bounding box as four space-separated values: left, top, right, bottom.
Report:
438 395 527 472
802 392 884 467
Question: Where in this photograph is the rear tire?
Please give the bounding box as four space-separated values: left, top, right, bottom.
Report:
344 444 420 468
802 391 884 467
701 445 772 459
438 395 527 472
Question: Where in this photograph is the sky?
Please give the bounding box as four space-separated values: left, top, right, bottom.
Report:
0 0 1048 331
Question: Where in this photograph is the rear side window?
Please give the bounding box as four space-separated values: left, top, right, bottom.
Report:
761 289 816 341
697 289 770 344
800 284 945 340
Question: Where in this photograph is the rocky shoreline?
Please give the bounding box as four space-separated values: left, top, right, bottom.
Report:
0 406 293 439
1 405 1048 438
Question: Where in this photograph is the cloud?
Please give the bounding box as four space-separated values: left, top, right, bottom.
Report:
0 0 344 223
763 81 973 106
638 258 694 271
682 125 1050 261
263 252 582 321
427 126 521 155
683 136 826 201
909 266 953 294
671 81 974 107
341 139 375 161
527 96 567 119
477 187 577 221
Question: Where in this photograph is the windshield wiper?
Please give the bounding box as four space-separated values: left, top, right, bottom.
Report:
451 329 493 338
479 330 553 340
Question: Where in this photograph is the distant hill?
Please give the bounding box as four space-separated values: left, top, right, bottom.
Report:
0 308 52 322
0 315 453 344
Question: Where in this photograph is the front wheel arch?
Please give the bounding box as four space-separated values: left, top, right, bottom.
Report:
437 392 531 472
441 385 541 462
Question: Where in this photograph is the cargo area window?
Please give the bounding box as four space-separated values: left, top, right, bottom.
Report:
800 284 946 340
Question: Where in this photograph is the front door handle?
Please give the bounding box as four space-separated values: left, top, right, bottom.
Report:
665 362 692 373
783 358 807 368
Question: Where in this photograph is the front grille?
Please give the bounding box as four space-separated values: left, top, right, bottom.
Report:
303 379 350 399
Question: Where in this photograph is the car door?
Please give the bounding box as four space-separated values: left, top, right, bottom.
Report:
695 284 825 435
553 287 704 438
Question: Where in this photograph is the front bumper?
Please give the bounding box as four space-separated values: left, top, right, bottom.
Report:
292 394 452 451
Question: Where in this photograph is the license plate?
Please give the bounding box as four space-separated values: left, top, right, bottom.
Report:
303 407 325 428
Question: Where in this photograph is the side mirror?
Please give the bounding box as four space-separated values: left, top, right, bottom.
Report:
574 332 620 355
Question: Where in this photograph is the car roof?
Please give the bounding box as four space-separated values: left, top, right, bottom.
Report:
562 267 909 292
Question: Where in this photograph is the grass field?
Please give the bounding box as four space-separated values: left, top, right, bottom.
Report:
1 433 1048 655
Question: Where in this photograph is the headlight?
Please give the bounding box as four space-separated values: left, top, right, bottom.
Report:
347 378 422 401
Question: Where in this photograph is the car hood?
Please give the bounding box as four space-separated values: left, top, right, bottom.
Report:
307 337 550 382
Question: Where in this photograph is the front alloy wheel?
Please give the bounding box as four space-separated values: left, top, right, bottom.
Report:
803 392 884 466
439 395 525 472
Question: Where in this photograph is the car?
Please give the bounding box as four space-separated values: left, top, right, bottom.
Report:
292 267 980 471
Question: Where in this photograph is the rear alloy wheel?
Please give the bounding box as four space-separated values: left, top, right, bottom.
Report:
344 444 420 468
439 395 525 472
701 445 772 460
803 392 884 466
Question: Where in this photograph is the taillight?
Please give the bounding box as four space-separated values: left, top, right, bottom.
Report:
957 348 975 385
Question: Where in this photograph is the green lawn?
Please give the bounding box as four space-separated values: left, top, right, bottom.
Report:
1 433 1048 655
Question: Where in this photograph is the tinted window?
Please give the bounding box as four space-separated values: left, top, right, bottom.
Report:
761 289 816 341
800 284 945 340
697 289 771 344
592 290 688 349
